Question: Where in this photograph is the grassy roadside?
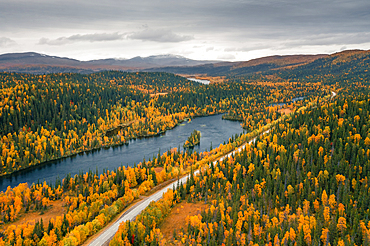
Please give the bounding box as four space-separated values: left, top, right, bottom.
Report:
82 91 335 245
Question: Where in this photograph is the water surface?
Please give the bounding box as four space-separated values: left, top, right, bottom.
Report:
187 78 210 84
0 114 243 190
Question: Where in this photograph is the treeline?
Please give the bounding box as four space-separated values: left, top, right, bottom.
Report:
112 93 370 245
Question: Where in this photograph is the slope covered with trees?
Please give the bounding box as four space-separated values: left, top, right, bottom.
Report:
110 50 370 246
112 91 370 245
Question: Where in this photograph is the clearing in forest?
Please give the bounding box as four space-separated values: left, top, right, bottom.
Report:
159 201 208 241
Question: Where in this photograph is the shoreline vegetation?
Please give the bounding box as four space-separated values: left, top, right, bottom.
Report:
0 71 342 246
1 49 370 245
0 71 314 178
0 112 226 179
0 92 325 245
183 130 201 149
104 120 135 137
109 91 339 246
0 94 317 179
0 113 273 246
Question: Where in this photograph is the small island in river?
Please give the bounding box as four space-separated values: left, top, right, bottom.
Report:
184 130 201 148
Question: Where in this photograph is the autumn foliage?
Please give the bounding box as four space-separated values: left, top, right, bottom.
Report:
112 93 370 245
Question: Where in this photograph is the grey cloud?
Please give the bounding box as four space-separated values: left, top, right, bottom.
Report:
1 0 370 59
128 29 193 43
223 31 370 53
0 37 16 47
2 0 370 35
217 54 236 60
277 32 370 49
2 0 370 38
38 33 124 45
225 44 272 52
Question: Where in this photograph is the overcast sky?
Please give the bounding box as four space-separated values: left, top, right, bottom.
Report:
0 0 370 61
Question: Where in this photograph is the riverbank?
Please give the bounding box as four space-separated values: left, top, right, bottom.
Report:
0 113 245 190
0 112 226 179
86 111 280 246
94 91 337 245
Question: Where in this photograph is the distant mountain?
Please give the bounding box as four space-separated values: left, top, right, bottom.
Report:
88 54 219 68
0 52 219 74
1 50 367 77
0 52 83 66
144 54 327 76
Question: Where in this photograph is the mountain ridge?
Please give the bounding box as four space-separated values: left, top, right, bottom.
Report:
0 52 219 73
0 49 368 75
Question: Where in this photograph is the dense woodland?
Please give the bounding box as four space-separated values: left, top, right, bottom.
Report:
0 126 259 245
111 93 370 246
0 71 314 176
110 51 370 246
0 50 370 245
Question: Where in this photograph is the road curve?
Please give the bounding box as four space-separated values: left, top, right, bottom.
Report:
88 130 269 246
89 91 335 245
331 91 337 99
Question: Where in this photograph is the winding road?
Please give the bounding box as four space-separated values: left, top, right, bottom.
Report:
331 91 337 99
88 131 268 246
88 91 337 246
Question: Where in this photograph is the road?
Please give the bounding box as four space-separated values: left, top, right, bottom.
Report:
89 90 336 245
331 91 337 99
88 130 269 246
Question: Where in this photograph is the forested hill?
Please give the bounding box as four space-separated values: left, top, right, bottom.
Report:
1 50 368 77
0 49 369 245
147 49 370 78
0 52 219 74
240 50 370 85
144 54 326 76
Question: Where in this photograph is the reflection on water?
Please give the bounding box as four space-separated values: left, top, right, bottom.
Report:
0 114 243 190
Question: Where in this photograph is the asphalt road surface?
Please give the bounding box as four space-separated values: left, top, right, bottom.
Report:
88 130 269 246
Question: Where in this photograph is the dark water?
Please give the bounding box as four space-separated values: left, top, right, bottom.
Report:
0 114 244 191
269 96 305 107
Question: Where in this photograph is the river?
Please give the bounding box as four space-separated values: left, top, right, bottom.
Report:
0 114 244 191
187 78 210 84
269 96 305 107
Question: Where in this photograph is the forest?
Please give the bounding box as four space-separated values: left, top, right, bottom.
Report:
109 51 370 245
111 91 370 246
0 50 369 245
0 70 315 176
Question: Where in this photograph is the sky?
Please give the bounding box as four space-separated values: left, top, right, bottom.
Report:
1 0 370 61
